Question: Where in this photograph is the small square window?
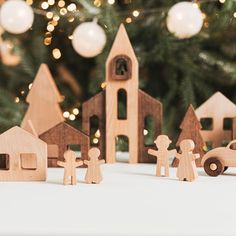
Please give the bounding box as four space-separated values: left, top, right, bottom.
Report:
223 118 233 130
20 153 37 170
200 118 213 130
0 154 9 170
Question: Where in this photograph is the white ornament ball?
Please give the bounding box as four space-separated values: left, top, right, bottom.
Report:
72 21 106 58
0 0 34 34
167 2 203 39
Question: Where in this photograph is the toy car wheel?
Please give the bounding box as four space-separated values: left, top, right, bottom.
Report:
204 157 224 177
223 167 228 173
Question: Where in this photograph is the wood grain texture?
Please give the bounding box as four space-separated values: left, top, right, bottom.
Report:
195 92 236 148
105 24 139 164
57 150 83 185
21 64 64 136
0 126 47 181
176 139 200 182
84 147 105 184
82 90 105 161
148 135 176 177
172 104 205 167
138 90 162 163
39 122 89 167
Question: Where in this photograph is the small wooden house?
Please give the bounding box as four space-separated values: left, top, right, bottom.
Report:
0 126 47 181
39 122 89 167
196 92 236 148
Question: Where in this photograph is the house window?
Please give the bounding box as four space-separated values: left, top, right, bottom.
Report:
223 118 232 130
117 89 127 120
110 55 131 80
0 154 9 170
20 153 37 170
200 118 213 130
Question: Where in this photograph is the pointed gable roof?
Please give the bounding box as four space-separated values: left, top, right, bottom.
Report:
106 24 138 65
195 92 236 117
27 64 64 103
0 126 46 145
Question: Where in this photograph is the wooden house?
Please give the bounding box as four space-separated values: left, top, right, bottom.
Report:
82 24 162 163
39 122 89 167
0 126 47 181
195 92 236 148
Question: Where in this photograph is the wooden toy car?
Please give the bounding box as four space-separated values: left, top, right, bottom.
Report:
201 140 236 176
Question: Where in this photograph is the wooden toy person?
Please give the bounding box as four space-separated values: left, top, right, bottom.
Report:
176 139 200 182
84 147 105 184
57 150 83 185
148 135 176 177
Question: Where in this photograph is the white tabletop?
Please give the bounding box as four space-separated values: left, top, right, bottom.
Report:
1 158 236 236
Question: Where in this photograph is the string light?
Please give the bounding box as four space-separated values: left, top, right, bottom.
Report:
132 10 140 17
101 82 107 89
67 3 77 12
44 37 52 45
60 8 67 16
41 2 49 9
46 12 53 19
219 0 225 3
233 12 236 18
143 129 148 135
48 0 55 5
20 90 25 95
15 97 20 103
58 0 65 8
94 0 102 7
95 130 101 138
28 83 33 90
47 24 55 32
26 0 33 5
52 48 61 59
108 0 115 4
93 138 99 144
125 17 132 23
73 108 79 115
53 15 60 21
69 114 76 121
68 35 73 40
63 111 70 118
68 16 75 22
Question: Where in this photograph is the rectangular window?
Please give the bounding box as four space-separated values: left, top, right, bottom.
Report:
200 118 213 130
20 153 37 170
223 118 233 130
0 154 9 170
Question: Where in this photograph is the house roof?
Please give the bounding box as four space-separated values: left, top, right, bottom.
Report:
0 126 46 145
195 92 236 117
106 24 138 66
39 122 89 141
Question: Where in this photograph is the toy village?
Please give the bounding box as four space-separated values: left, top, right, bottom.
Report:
0 24 236 185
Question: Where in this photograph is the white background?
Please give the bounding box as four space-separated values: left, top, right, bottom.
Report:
0 157 236 236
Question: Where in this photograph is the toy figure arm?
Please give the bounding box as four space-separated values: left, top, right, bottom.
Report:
148 149 158 157
84 160 89 165
57 161 65 167
75 161 83 167
193 153 200 160
175 153 181 160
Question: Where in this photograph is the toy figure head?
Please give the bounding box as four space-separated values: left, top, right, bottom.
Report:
64 150 76 161
154 135 171 149
88 147 100 161
180 139 195 153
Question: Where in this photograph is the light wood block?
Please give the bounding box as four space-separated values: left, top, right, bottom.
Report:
176 139 200 182
57 150 83 185
21 63 64 136
84 148 105 184
0 126 47 181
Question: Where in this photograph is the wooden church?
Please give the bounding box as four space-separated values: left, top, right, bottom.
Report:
82 24 162 164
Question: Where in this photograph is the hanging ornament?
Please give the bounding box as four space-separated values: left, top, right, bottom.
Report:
0 27 21 66
72 19 106 58
166 2 203 39
0 0 34 34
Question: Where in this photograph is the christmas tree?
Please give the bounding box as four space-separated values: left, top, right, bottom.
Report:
1 0 236 144
172 104 205 167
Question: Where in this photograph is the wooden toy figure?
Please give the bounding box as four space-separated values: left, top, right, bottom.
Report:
148 135 176 177
57 150 83 185
176 139 200 182
84 148 105 184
